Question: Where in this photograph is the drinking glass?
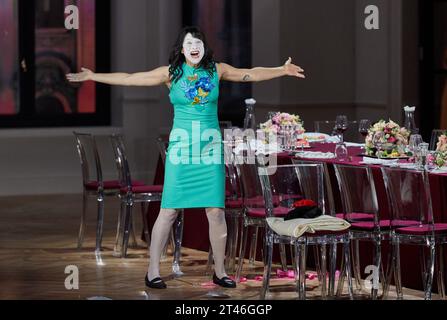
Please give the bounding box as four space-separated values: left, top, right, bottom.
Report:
359 119 371 152
335 115 349 142
373 131 385 158
335 142 349 162
408 134 423 156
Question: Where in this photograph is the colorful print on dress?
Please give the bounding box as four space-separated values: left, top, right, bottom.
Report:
180 74 215 109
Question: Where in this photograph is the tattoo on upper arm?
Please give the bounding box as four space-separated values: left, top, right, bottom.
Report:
242 74 251 82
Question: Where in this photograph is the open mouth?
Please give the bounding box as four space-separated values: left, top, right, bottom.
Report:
190 51 200 58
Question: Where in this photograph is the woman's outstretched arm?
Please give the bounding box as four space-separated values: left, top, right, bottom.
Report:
218 58 305 83
66 66 170 87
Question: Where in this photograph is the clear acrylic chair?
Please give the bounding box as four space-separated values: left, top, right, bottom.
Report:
259 163 352 300
234 156 292 283
110 134 163 258
292 159 339 295
73 132 123 252
430 129 445 151
381 167 447 300
155 135 185 275
333 164 387 299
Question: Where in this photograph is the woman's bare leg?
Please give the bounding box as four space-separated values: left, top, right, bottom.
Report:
147 208 179 281
206 208 228 279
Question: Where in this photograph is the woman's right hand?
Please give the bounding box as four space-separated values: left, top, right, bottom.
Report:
66 67 94 82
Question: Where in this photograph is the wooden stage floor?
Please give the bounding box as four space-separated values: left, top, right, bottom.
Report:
0 194 435 300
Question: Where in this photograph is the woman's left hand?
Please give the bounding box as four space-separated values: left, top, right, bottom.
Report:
283 57 305 79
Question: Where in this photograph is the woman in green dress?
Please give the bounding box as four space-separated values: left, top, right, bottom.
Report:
67 26 305 289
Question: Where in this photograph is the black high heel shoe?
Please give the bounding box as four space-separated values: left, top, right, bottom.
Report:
145 274 167 289
213 273 236 288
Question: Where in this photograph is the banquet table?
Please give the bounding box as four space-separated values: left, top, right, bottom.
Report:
146 142 447 293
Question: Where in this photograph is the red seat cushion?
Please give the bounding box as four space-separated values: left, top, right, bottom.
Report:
225 199 243 208
305 229 350 237
247 206 290 218
336 213 375 220
351 219 425 231
351 220 391 230
85 180 145 191
120 185 163 194
395 223 447 235
244 195 303 207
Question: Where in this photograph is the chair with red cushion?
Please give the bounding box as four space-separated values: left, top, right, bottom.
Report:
74 132 133 253
381 167 447 300
333 164 387 299
259 163 352 300
234 156 299 284
110 134 164 258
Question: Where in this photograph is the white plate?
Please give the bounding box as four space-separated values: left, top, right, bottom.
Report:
298 132 331 143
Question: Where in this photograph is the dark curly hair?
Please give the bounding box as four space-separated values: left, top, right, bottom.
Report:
169 26 216 83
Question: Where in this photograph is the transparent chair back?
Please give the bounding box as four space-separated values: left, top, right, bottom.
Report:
73 132 103 187
314 120 360 142
381 167 433 229
292 159 334 216
258 163 324 216
236 160 266 209
110 134 132 190
333 164 379 225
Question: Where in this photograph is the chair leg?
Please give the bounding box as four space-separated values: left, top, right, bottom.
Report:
320 244 327 299
113 200 125 255
313 245 322 283
77 191 88 249
328 243 337 297
225 212 234 271
371 239 382 300
141 202 151 251
352 239 362 292
382 243 394 300
236 224 249 283
419 246 427 293
393 239 403 300
344 240 354 300
172 210 184 276
336 246 345 297
437 244 446 299
95 191 105 253
296 243 307 300
291 245 297 274
279 244 288 272
229 213 241 273
424 240 436 300
120 195 133 258
260 230 274 299
128 210 138 249
249 226 259 266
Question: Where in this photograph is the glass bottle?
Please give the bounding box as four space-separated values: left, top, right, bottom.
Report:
404 106 419 135
243 98 257 131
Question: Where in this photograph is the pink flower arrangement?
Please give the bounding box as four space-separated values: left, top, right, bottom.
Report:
260 112 304 135
365 120 410 157
428 132 447 167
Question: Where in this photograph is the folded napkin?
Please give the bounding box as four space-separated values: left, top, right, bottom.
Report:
233 140 280 155
360 157 399 165
295 151 336 159
267 215 351 238
345 142 365 148
431 167 447 174
326 136 341 143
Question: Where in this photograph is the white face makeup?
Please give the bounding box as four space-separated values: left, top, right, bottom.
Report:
182 33 205 65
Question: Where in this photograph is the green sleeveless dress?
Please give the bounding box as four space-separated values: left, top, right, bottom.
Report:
161 62 225 209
